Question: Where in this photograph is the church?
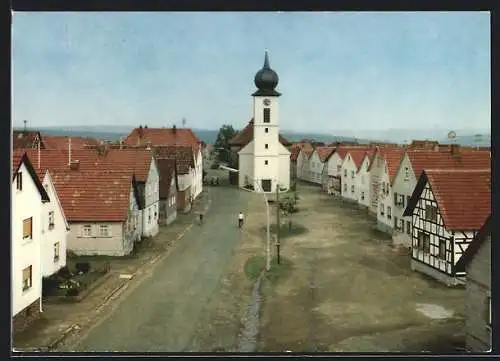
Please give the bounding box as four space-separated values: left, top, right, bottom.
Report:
229 52 291 194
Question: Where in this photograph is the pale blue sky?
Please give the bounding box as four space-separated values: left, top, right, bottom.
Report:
12 11 490 133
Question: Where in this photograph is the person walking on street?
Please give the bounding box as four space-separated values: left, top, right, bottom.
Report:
238 211 244 228
199 212 204 225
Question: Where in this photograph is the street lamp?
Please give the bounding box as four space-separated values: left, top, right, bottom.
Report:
216 148 272 271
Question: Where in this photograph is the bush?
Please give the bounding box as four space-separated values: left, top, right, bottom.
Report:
75 262 91 274
66 288 79 297
42 277 60 296
210 162 220 169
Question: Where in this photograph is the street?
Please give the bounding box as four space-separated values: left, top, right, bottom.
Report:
62 186 251 352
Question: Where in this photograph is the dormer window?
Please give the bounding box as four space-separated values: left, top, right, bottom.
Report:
16 172 22 190
263 108 271 123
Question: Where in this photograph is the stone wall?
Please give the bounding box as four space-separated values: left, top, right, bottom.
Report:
13 298 40 334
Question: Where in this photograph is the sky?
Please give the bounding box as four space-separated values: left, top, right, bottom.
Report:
12 12 491 134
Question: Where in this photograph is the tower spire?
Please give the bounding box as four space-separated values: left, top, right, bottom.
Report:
263 50 270 69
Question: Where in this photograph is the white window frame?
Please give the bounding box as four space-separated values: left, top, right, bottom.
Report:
82 224 93 237
22 265 32 292
99 224 110 237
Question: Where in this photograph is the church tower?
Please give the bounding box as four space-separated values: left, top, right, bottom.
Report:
250 51 289 193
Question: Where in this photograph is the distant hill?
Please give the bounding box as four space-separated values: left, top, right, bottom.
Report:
13 125 490 147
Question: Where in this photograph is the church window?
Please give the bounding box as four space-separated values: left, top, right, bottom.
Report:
265 128 269 133
265 144 269 149
263 108 271 123
265 160 268 165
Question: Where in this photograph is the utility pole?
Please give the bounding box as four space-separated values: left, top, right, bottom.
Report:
276 183 281 264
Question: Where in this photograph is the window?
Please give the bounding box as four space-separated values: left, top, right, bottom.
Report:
265 160 268 165
401 195 405 208
54 242 60 262
387 206 392 219
404 167 410 180
265 144 269 149
406 221 411 235
425 205 438 222
22 266 32 291
99 225 110 237
419 233 430 253
263 108 271 123
351 185 355 193
381 182 386 194
351 171 355 179
148 208 152 223
344 169 347 177
380 204 384 216
438 239 446 260
406 195 411 207
48 211 55 229
16 172 23 190
337 165 341 172
361 192 365 200
394 216 398 228
394 192 398 205
23 217 32 239
83 225 92 237
343 184 347 192
265 127 269 133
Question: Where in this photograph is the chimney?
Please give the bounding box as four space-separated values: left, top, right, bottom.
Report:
69 160 80 171
451 143 460 156
138 125 143 139
144 125 148 129
172 125 177 134
23 120 27 131
68 137 72 165
119 137 124 150
146 141 152 150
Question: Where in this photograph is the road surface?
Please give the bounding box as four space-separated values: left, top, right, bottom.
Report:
66 187 249 352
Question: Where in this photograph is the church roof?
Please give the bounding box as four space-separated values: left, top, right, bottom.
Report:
229 119 291 148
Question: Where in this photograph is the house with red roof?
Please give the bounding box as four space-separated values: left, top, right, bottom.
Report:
41 135 101 150
156 159 178 225
154 146 195 213
356 151 374 209
13 130 44 150
324 146 368 196
392 148 491 248
455 215 492 352
367 147 406 218
100 149 160 238
340 149 370 202
403 169 491 286
124 125 203 201
51 169 142 256
375 148 407 234
12 151 50 333
296 145 313 182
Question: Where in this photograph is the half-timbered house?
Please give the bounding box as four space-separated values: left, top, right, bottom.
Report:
392 149 491 249
403 169 491 286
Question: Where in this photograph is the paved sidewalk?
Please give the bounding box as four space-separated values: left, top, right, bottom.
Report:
12 190 212 351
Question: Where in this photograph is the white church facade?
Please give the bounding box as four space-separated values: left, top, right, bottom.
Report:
235 52 290 193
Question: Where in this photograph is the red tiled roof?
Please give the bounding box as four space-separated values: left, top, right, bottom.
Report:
23 149 103 173
229 119 291 147
156 159 176 199
12 150 25 174
345 149 371 168
424 169 491 230
125 127 199 146
42 135 101 150
290 148 301 161
51 169 134 222
13 131 42 149
335 146 370 161
97 149 153 182
406 150 491 182
316 147 335 162
154 145 194 175
381 148 406 182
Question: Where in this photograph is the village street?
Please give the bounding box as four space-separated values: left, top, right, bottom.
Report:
55 185 257 352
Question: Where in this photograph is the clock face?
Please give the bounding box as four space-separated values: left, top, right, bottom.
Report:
263 99 271 106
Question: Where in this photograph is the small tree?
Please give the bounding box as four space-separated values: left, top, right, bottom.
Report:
213 124 238 163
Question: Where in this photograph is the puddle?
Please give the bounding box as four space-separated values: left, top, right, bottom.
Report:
415 303 454 320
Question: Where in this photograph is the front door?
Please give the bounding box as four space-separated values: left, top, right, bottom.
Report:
261 179 272 192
